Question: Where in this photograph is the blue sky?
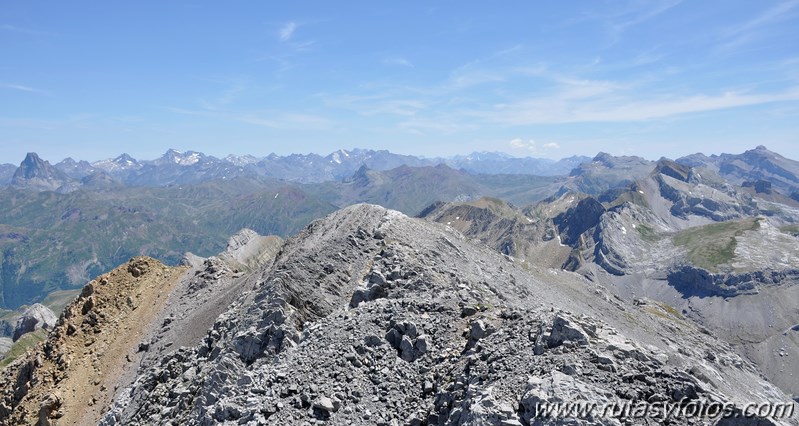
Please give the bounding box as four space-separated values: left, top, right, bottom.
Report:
1 1 798 164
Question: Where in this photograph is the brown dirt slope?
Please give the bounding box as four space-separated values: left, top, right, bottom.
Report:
0 257 187 426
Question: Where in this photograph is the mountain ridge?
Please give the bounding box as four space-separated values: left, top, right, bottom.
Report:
2 148 590 190
419 155 799 399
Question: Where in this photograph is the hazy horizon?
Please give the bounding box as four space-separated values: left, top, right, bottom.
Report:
2 144 793 167
2 2 798 164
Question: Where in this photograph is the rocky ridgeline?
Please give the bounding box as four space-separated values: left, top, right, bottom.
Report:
99 205 794 425
414 160 799 401
0 257 187 425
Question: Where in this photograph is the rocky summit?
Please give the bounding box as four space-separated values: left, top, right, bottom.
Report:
0 204 797 425
21 204 782 425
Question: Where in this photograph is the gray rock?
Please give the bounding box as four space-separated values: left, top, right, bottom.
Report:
313 396 336 412
95 204 797 426
12 303 57 341
399 336 415 361
461 306 478 317
470 320 487 340
547 314 589 348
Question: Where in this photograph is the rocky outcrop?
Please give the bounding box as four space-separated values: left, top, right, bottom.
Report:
654 158 692 183
554 197 605 245
0 339 11 358
743 180 774 194
217 229 283 271
419 197 551 259
655 174 755 221
668 266 799 298
11 303 56 341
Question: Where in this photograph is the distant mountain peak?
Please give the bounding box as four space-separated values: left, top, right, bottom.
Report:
11 152 73 191
21 152 43 165
59 157 77 165
115 153 138 163
653 157 691 182
591 152 614 165
326 149 351 164
15 153 58 179
92 153 142 173
346 164 373 185
157 149 204 166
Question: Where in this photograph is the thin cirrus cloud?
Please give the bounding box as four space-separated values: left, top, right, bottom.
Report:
167 106 332 130
0 23 53 36
509 138 560 153
382 57 414 68
478 88 799 125
569 0 683 45
716 0 799 53
610 0 682 34
237 112 333 129
279 21 297 42
1 83 50 96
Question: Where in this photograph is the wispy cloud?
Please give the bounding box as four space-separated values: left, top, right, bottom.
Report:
318 41 799 139
552 77 622 100
609 0 682 36
398 116 477 135
0 113 95 129
509 138 560 154
717 0 799 52
167 106 333 130
320 91 430 117
478 88 799 125
0 83 50 96
198 83 246 111
0 24 53 36
238 112 332 129
279 21 297 42
569 0 682 46
382 57 414 68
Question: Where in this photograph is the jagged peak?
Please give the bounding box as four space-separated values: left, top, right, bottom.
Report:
345 164 372 184
20 152 45 165
592 152 613 162
12 152 70 185
114 153 138 162
653 157 691 183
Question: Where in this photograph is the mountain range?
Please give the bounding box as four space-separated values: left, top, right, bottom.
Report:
1 146 798 311
419 151 799 400
2 205 797 425
0 149 591 191
1 145 798 422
